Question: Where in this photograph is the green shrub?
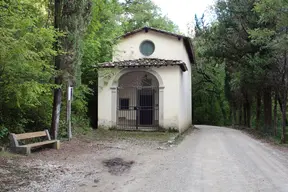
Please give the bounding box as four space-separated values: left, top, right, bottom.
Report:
0 126 9 145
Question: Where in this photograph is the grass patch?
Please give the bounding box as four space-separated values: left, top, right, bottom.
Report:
0 151 20 158
86 128 178 143
240 127 288 145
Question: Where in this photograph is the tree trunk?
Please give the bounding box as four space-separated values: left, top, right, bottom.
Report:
247 100 251 128
278 92 288 125
51 88 62 139
217 95 226 125
282 49 287 143
230 108 233 127
281 91 287 143
243 91 251 128
233 103 237 128
256 91 261 130
231 103 234 128
51 0 62 139
278 97 283 113
273 92 278 136
239 105 242 126
243 103 247 127
263 88 272 131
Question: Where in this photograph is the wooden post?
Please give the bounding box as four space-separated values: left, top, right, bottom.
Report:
67 82 72 140
45 129 51 140
9 133 19 147
53 140 61 150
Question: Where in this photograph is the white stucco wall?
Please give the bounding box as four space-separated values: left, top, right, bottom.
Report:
113 30 187 61
97 69 116 127
98 30 192 132
98 67 181 129
179 50 192 132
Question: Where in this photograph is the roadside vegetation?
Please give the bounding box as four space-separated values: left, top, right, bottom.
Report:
193 0 288 143
0 0 178 146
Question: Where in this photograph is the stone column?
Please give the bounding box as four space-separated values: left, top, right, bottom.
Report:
159 86 164 128
111 87 117 127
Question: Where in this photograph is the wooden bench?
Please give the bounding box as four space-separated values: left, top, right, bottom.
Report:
9 130 60 155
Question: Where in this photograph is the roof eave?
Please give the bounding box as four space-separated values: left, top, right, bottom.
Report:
101 65 188 72
183 37 196 64
99 58 188 72
121 26 187 39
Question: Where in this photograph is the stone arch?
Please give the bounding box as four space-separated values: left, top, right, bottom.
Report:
110 68 164 128
111 68 164 88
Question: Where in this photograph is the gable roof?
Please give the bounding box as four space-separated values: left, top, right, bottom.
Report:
121 27 195 64
100 58 188 72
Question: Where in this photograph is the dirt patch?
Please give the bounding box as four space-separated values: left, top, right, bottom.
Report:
103 157 134 176
0 130 175 192
0 159 54 192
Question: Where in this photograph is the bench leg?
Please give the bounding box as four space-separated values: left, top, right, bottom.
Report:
14 147 31 155
25 147 31 155
53 141 60 150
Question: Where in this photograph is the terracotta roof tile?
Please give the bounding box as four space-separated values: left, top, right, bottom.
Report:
99 58 188 72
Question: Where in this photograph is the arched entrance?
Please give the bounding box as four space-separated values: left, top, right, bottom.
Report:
117 71 159 130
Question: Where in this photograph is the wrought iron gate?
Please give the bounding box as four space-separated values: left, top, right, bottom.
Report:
117 86 159 130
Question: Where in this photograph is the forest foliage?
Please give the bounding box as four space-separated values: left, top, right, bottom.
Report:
0 0 178 144
192 0 288 143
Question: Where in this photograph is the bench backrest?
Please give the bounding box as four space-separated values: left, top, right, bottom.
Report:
10 130 51 147
14 131 50 140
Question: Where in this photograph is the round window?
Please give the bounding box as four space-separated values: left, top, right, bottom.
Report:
140 40 155 56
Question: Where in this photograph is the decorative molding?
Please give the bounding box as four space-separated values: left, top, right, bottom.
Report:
111 68 165 88
110 68 165 128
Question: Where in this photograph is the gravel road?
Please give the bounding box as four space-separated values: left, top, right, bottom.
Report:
3 125 288 192
119 125 288 192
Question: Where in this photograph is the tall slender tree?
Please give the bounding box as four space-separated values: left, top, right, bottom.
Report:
51 0 92 139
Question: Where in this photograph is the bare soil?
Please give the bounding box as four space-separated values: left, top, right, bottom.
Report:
0 129 176 192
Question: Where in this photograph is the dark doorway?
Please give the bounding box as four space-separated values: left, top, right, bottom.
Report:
116 71 159 130
139 89 154 125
